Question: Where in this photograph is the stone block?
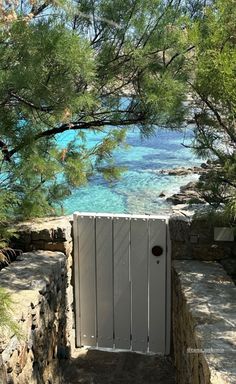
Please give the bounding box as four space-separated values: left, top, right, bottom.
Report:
191 244 232 260
214 227 235 242
220 258 236 280
171 242 191 259
31 228 53 242
169 217 190 242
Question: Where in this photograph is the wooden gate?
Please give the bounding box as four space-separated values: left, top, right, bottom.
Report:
73 212 171 354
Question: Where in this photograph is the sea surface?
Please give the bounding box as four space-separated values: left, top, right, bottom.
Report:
57 126 201 215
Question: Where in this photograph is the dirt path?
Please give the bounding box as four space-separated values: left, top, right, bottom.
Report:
60 349 175 384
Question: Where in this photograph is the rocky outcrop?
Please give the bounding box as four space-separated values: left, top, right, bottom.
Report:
159 164 211 205
166 181 205 205
163 162 224 205
158 163 210 176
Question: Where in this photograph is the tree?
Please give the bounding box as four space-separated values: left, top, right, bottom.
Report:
0 0 192 226
185 0 236 221
0 0 234 233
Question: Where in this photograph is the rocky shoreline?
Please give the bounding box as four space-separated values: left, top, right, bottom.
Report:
166 181 204 205
158 162 213 205
157 163 209 177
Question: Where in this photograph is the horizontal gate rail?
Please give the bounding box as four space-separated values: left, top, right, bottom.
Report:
73 212 171 354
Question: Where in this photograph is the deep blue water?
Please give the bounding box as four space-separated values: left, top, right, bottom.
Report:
57 127 201 215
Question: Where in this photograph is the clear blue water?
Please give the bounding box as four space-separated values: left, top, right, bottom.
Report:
57 127 201 215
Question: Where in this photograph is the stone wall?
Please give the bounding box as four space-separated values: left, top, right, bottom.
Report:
169 215 236 280
172 260 236 384
0 251 66 384
10 216 75 355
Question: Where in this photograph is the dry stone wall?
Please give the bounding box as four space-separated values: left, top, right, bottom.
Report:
0 216 76 384
0 251 66 384
10 216 75 355
169 215 236 280
172 260 236 384
171 215 236 384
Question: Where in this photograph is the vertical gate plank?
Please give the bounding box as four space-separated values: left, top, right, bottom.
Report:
78 215 97 347
149 218 166 353
113 216 131 349
165 220 171 355
130 217 149 352
96 215 113 348
73 213 81 347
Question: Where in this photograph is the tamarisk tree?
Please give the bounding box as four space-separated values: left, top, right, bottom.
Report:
0 0 191 221
187 0 236 220
0 0 235 228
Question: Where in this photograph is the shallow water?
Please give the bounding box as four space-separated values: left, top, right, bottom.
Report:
58 127 201 215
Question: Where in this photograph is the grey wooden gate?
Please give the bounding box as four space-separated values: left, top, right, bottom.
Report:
73 212 171 354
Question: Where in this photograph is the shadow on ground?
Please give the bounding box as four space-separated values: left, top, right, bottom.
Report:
60 349 175 384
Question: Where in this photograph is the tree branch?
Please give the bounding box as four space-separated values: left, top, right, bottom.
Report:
165 45 195 68
188 81 236 143
8 116 144 158
31 2 49 18
10 92 53 113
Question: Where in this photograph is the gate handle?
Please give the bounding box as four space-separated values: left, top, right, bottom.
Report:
152 246 163 257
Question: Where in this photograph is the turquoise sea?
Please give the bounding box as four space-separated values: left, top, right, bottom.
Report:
58 127 201 215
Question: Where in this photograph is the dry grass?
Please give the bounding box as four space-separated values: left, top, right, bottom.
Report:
0 250 7 264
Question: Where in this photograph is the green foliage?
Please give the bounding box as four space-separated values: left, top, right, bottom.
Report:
0 287 21 338
0 0 192 225
186 0 236 220
0 191 18 248
0 0 234 228
193 206 236 228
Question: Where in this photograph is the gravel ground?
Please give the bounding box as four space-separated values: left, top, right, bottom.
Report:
60 349 175 384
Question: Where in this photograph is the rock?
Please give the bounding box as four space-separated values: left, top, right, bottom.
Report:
168 168 192 176
201 162 208 169
192 166 202 172
166 178 206 206
166 194 186 205
220 258 236 281
180 181 197 192
167 190 204 205
158 166 209 176
159 192 166 198
11 216 72 253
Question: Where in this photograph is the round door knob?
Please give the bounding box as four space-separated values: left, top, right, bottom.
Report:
152 245 163 257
